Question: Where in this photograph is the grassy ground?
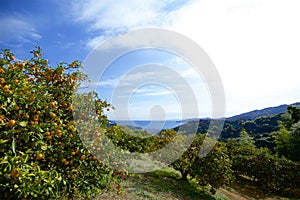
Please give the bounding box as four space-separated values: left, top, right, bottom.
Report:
90 168 300 200
94 168 225 200
220 177 300 200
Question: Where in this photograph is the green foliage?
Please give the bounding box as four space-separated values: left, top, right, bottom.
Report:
0 49 121 199
237 128 255 147
104 124 233 194
191 142 233 193
227 129 300 192
170 134 205 179
169 134 233 193
105 125 161 153
275 106 300 161
175 115 282 150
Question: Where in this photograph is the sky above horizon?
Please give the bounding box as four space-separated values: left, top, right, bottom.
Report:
1 0 300 120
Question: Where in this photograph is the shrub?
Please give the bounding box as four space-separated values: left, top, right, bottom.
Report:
0 48 122 199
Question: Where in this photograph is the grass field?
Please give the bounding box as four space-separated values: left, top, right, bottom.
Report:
86 167 299 200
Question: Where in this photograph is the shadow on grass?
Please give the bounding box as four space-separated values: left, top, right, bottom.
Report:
120 168 217 200
229 176 300 200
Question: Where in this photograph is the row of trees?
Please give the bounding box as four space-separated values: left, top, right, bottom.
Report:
105 109 300 194
227 129 300 192
275 106 300 162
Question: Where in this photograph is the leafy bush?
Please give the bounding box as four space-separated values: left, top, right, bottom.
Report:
227 130 300 192
170 133 233 193
0 48 122 199
275 106 300 162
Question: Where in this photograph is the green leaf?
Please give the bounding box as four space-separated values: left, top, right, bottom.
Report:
23 133 30 143
19 121 27 127
0 160 9 165
0 139 8 144
41 145 47 151
12 137 16 154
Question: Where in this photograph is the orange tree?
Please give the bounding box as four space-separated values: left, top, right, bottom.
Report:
103 125 233 194
226 129 300 193
0 48 124 199
169 133 233 194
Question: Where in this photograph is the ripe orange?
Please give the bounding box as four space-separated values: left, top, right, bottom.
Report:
6 120 16 127
10 168 19 178
57 132 62 138
33 115 38 121
37 153 43 160
9 55 15 60
20 62 26 67
3 85 9 90
70 151 76 156
55 129 61 134
68 105 73 111
71 174 76 180
80 155 86 160
34 53 39 57
61 158 67 163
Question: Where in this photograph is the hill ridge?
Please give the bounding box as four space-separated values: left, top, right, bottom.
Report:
226 102 300 121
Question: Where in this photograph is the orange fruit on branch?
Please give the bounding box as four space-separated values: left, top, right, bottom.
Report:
37 153 43 160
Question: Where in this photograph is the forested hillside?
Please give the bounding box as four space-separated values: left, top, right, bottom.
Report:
227 102 300 121
173 104 300 150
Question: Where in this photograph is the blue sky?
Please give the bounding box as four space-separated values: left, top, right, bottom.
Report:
1 0 300 120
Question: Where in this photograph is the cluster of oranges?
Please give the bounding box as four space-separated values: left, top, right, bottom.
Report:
0 48 127 199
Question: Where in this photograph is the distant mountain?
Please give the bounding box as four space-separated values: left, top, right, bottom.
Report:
226 102 300 121
171 102 300 151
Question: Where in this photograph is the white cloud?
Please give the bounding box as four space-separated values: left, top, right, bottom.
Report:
86 35 107 50
166 0 300 115
0 17 41 46
71 0 193 49
71 0 175 30
97 78 119 87
133 87 173 97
